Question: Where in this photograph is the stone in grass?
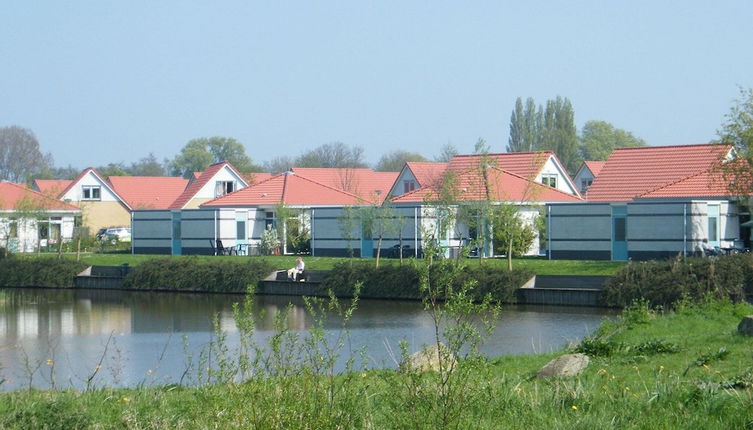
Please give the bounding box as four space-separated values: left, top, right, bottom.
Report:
404 343 457 373
537 353 590 379
737 316 753 336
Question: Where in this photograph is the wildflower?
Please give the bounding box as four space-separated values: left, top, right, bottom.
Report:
45 359 53 366
571 405 577 411
625 386 630 391
515 387 523 394
703 364 710 371
122 397 130 403
632 365 639 372
597 368 607 376
658 365 664 374
360 373 367 378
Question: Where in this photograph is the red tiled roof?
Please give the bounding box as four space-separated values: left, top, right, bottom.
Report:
391 166 582 203
169 162 247 209
201 172 365 207
33 179 73 197
586 144 733 202
405 162 448 187
447 151 553 179
583 161 606 177
108 176 189 209
637 167 734 199
290 168 398 203
242 172 273 185
0 181 80 211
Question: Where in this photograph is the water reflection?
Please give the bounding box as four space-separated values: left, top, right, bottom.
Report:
0 288 614 390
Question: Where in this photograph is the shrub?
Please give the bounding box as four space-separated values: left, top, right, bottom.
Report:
122 257 275 293
0 255 87 288
321 260 533 303
603 254 753 308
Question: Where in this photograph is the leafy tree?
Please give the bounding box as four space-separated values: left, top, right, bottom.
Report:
0 126 53 183
375 150 428 172
96 163 129 178
295 142 367 169
434 142 458 162
580 120 646 161
128 153 166 176
717 87 753 199
507 97 538 152
169 137 259 178
263 156 295 174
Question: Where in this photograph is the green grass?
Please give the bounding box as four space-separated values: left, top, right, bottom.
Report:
24 252 627 275
1 300 751 428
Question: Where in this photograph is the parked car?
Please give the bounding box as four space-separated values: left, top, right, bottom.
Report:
98 227 131 243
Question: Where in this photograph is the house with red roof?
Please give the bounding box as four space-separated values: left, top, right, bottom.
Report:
572 161 606 194
0 181 80 252
289 167 398 204
547 143 742 261
168 161 249 210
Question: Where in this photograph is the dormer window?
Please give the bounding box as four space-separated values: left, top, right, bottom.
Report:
403 181 416 193
82 185 101 201
215 181 236 197
580 179 593 193
541 174 557 188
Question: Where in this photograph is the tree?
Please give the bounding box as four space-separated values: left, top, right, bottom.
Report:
128 153 166 176
96 163 129 178
375 150 428 172
434 142 458 162
169 137 259 178
263 156 295 174
507 97 538 152
0 126 53 183
295 142 367 169
580 120 646 161
717 87 753 198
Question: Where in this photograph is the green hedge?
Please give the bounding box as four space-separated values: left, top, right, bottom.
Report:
0 255 88 288
122 257 275 293
321 260 533 302
603 254 753 308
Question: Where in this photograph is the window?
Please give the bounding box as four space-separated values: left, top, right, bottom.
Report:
215 181 236 197
403 181 416 193
708 205 720 243
236 220 246 240
265 211 275 229
580 179 593 193
9 219 18 238
541 174 557 188
82 185 101 200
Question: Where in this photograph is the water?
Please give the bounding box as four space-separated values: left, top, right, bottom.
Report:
0 288 614 391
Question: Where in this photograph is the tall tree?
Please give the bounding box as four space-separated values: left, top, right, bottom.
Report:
375 150 428 172
580 120 647 161
169 137 260 178
128 153 166 176
295 142 367 169
0 126 53 183
507 97 538 152
717 87 753 198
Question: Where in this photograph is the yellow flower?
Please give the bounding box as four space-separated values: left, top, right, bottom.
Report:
45 359 53 366
625 386 631 391
122 397 130 403
597 368 607 375
703 364 710 371
571 405 578 410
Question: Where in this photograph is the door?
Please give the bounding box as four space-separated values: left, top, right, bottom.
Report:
612 206 627 261
236 211 248 255
171 212 182 255
361 225 373 258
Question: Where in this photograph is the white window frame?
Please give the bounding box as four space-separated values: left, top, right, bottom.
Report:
82 185 101 201
215 180 236 197
542 174 557 188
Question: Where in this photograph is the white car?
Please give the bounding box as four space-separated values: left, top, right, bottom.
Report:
103 227 131 243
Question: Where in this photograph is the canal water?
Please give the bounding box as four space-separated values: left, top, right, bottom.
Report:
0 288 615 391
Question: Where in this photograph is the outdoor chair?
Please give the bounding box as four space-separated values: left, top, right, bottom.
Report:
215 239 236 256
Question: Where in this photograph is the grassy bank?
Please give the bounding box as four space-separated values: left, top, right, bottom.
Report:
1 300 751 429
15 252 627 275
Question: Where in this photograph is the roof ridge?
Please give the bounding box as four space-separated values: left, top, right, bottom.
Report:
613 143 730 152
486 166 583 200
292 173 366 201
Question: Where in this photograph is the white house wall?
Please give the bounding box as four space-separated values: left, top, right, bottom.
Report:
193 167 247 200
536 157 579 196
60 172 120 202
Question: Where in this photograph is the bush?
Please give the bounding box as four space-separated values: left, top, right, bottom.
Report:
603 254 753 308
0 255 88 288
322 260 533 302
121 257 275 293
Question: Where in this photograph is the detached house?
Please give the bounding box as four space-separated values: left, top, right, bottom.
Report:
0 181 80 252
547 143 738 260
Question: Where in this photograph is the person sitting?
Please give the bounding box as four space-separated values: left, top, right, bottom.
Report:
700 239 718 257
287 257 305 281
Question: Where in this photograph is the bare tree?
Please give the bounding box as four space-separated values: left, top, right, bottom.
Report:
0 126 53 183
374 150 427 172
295 142 367 169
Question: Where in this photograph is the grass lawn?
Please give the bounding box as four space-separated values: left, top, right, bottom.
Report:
27 252 627 275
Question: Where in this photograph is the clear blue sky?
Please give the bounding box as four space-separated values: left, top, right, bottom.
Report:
2 1 752 169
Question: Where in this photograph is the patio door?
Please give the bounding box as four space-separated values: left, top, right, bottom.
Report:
361 225 373 258
612 206 628 261
171 212 182 255
707 205 720 248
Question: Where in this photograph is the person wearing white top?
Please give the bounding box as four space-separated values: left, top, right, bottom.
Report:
287 257 305 281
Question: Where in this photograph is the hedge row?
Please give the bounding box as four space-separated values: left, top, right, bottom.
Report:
0 255 88 288
603 254 753 308
122 257 275 293
321 260 534 303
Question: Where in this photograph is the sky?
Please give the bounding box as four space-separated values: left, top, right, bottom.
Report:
1 1 752 170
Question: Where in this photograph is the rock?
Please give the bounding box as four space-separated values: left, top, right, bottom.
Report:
404 343 457 373
536 353 590 379
738 316 753 336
